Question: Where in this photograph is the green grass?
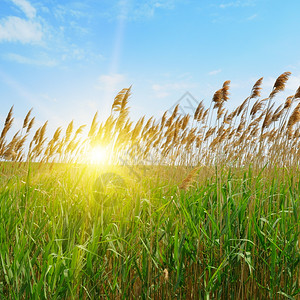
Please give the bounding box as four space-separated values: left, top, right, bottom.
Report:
0 162 299 299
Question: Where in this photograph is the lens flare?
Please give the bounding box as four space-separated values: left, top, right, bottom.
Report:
87 145 109 165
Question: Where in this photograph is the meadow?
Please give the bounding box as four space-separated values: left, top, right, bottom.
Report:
0 72 299 299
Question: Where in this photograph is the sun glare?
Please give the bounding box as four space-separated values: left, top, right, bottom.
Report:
87 146 109 165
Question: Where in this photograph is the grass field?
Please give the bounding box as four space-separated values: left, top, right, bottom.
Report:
0 163 299 299
0 73 300 299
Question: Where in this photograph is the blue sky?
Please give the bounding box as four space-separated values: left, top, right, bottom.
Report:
1 0 300 134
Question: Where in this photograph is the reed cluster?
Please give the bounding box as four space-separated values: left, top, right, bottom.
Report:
1 72 300 169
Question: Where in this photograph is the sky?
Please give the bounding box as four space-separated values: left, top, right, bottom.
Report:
1 0 300 135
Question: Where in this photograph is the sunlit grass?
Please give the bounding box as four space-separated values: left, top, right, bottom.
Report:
0 162 299 299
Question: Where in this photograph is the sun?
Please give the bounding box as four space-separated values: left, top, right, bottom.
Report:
87 145 109 165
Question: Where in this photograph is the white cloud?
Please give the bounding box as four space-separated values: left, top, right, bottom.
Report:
5 53 57 66
0 16 42 43
0 0 42 44
40 94 58 103
53 3 91 22
247 14 258 21
208 69 222 76
219 0 255 9
134 1 175 18
115 0 177 20
152 81 196 98
97 74 126 91
11 0 36 19
286 75 300 92
0 1 103 63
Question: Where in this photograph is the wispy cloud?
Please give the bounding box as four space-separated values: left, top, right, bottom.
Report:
114 0 178 20
247 14 258 21
152 81 196 99
212 0 257 23
11 0 36 19
97 74 126 91
208 69 222 76
285 75 300 92
133 0 176 18
219 0 256 9
5 53 57 66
